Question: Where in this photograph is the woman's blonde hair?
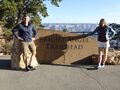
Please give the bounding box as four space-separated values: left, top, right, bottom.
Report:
99 18 107 27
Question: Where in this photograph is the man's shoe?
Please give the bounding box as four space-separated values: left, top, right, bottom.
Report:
28 65 36 71
25 66 30 71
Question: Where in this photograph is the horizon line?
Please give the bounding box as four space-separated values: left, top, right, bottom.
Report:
42 22 98 24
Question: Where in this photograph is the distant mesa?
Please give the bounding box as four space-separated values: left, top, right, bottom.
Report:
42 23 98 32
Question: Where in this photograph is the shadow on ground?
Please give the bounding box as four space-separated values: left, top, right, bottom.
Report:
0 58 98 71
42 64 98 70
0 59 11 70
0 59 27 72
40 55 98 70
0 59 98 71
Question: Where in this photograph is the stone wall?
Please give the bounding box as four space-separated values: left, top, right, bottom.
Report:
92 51 120 65
0 25 6 54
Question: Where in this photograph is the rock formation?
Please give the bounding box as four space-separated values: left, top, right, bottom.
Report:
11 38 38 69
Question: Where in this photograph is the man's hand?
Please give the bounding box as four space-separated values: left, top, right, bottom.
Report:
18 37 23 41
32 38 35 41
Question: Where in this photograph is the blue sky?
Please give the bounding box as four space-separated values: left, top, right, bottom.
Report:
42 0 120 23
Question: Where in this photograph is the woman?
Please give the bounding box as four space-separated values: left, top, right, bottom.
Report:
89 19 116 68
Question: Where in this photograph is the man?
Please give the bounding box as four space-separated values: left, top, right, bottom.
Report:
12 14 37 71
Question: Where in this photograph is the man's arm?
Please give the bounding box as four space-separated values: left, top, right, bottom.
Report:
32 26 37 41
12 25 23 40
32 26 36 38
12 25 19 38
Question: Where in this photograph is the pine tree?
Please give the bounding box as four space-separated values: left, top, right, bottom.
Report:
0 0 62 28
